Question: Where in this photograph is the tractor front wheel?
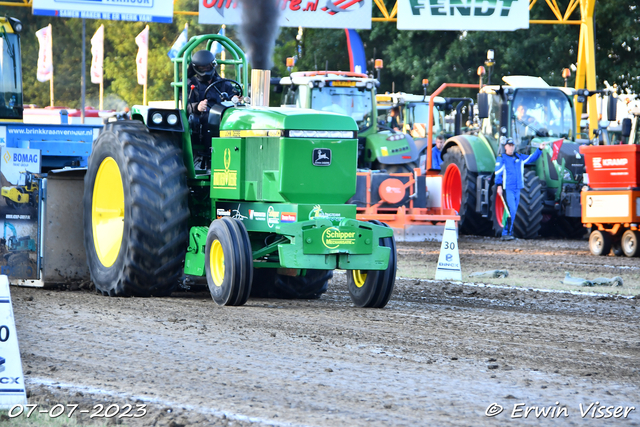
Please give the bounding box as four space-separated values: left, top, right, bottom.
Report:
83 121 190 297
347 220 397 308
205 217 253 306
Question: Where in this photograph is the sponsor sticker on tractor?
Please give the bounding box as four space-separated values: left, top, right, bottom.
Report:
267 206 280 228
213 148 238 189
321 227 356 249
281 212 296 223
216 209 230 218
249 209 266 221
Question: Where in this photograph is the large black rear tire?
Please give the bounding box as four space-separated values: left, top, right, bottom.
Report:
270 270 333 299
83 121 190 297
512 171 544 239
491 170 544 239
441 146 491 235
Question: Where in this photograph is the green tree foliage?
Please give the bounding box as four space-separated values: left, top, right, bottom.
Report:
6 0 640 109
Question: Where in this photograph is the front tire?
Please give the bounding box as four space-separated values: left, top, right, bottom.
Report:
205 217 253 306
83 122 190 297
347 220 396 308
441 146 491 235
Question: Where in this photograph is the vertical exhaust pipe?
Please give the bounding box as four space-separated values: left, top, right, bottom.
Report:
251 69 270 107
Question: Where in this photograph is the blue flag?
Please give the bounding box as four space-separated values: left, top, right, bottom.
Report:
210 27 225 56
345 29 366 74
168 25 188 60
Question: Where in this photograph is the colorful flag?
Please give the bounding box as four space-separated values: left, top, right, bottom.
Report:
499 193 510 228
210 27 225 56
550 139 564 162
90 25 104 84
35 25 53 82
135 26 149 86
345 29 366 74
168 24 188 60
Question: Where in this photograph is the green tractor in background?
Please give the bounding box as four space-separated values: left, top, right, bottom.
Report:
439 76 616 238
275 71 428 173
82 34 397 307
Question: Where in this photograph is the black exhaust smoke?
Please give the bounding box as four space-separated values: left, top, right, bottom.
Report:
238 0 281 70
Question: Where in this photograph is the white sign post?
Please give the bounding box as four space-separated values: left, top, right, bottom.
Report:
0 276 27 409
434 219 462 281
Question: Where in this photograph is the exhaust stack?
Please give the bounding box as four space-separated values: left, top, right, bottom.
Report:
251 69 270 107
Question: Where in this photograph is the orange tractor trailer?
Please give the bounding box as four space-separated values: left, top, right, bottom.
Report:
580 144 640 256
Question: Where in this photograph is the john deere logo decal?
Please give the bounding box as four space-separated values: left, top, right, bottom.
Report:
322 227 356 249
213 148 238 189
312 148 331 166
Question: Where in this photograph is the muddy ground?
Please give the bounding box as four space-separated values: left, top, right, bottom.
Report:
8 236 640 426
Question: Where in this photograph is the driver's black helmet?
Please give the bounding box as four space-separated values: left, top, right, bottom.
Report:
191 50 217 82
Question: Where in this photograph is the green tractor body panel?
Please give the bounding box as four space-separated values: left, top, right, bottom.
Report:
212 107 358 204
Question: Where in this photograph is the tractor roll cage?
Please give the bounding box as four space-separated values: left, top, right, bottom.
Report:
170 34 248 111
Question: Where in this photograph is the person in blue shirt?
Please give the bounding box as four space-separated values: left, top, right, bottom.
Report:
494 138 546 240
431 134 445 170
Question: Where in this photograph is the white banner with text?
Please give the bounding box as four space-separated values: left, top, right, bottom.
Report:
398 0 529 31
199 0 372 29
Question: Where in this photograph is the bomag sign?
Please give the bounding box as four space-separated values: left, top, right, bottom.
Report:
398 0 529 31
322 227 356 249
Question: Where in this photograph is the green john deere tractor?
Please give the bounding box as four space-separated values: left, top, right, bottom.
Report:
440 76 616 239
82 33 396 307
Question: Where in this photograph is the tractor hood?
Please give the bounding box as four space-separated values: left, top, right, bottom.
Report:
220 107 358 133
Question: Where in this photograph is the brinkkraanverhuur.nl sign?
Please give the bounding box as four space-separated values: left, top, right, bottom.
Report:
32 0 173 23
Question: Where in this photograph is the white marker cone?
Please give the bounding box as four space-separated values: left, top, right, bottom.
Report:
434 220 462 281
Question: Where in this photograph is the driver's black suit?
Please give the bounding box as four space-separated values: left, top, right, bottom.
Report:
186 73 237 122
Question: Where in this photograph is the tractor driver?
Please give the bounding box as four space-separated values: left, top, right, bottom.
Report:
186 50 237 122
513 100 539 139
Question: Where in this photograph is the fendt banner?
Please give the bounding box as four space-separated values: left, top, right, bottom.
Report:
200 0 372 30
398 0 529 31
32 0 174 23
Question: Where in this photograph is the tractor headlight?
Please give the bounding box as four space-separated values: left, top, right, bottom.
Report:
152 113 163 124
386 133 406 141
167 114 178 126
287 130 355 139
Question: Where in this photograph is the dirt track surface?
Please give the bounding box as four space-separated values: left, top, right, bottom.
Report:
10 237 640 426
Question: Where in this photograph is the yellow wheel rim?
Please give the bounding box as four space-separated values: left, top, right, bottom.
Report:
352 270 367 288
210 239 225 287
92 157 124 267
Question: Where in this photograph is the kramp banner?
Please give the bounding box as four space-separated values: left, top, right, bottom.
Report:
398 0 529 31
200 0 372 30
32 0 173 23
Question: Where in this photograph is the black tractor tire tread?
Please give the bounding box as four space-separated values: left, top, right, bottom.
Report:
441 146 492 235
512 171 544 239
272 270 334 299
84 121 189 297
